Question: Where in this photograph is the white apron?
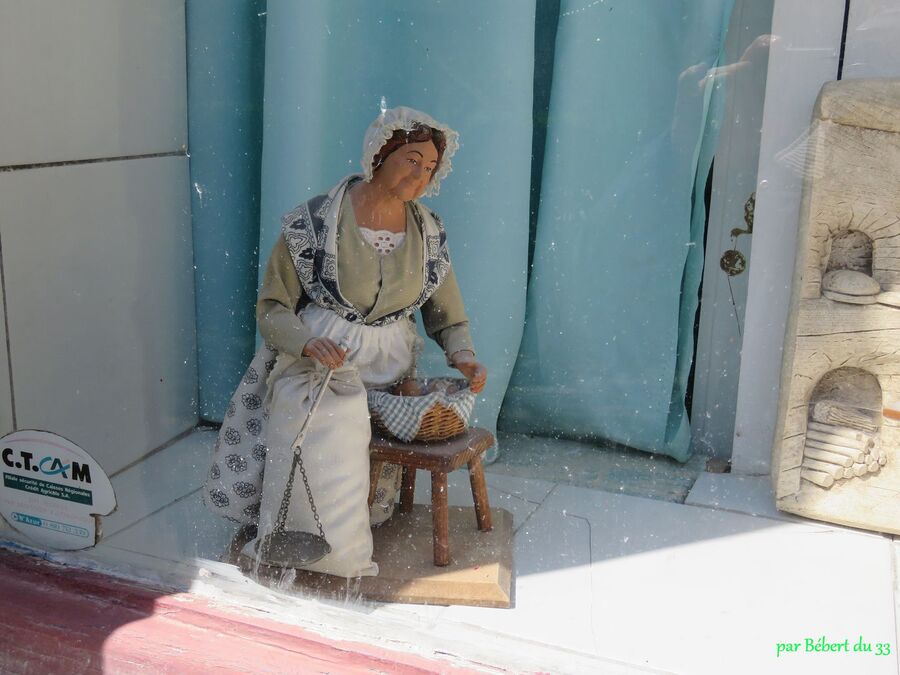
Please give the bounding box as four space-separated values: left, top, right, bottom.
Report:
241 304 423 578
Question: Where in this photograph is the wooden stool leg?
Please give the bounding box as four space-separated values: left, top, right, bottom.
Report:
468 457 493 531
400 465 416 514
368 460 384 508
431 471 450 566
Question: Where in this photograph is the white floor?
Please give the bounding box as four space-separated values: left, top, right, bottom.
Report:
3 428 898 674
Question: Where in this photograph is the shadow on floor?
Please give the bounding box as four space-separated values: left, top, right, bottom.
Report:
489 430 712 502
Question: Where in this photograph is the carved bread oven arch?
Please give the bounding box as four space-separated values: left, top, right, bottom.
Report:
800 367 884 489
826 230 872 276
771 79 900 535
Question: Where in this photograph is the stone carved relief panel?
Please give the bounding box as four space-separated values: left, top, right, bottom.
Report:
771 79 900 535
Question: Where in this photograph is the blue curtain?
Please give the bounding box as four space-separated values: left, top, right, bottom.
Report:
669 61 733 457
186 0 267 421
257 1 536 461
188 1 736 462
499 0 733 461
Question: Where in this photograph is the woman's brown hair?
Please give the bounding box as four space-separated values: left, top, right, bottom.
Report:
371 123 446 177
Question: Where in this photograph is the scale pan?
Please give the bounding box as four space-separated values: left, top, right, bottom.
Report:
257 532 332 567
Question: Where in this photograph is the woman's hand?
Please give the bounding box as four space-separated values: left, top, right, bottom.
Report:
302 337 347 369
450 351 487 394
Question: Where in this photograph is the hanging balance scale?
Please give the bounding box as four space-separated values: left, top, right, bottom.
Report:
257 345 348 567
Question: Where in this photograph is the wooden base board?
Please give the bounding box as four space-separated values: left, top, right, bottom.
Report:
236 505 514 608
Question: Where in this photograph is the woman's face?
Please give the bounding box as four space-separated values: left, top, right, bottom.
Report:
374 140 439 202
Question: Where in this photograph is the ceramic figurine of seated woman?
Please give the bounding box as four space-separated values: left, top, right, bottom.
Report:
204 106 486 578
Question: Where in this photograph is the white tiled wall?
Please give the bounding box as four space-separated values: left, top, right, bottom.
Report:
0 1 196 477
0 157 198 475
0 0 187 166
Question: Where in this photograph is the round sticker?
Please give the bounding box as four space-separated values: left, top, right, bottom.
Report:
0 430 116 550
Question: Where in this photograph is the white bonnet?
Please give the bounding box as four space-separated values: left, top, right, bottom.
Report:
360 105 460 198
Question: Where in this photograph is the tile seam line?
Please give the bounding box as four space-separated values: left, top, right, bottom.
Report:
492 482 559 535
475 482 547 536
562 510 604 658
103 485 204 541
679 471 703 504
512 483 560 536
549 483 893 539
109 424 203 479
0 227 16 429
682 499 894 539
102 538 206 566
0 151 186 172
482 479 551 505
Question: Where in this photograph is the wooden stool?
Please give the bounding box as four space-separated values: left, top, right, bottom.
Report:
368 427 495 566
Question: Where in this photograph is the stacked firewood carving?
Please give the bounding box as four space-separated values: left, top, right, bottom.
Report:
800 399 887 489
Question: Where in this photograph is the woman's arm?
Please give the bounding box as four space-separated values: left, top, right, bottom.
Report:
420 266 475 363
256 235 314 360
420 266 487 393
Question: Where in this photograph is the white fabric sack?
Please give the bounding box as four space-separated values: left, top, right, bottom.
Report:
241 303 422 577
245 358 377 577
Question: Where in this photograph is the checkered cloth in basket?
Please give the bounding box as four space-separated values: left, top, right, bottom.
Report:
367 377 476 442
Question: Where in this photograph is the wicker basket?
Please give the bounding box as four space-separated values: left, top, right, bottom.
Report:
369 377 472 442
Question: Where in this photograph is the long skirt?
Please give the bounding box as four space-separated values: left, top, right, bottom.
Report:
239 304 422 577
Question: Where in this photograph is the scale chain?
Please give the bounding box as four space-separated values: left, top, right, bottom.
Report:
273 447 326 540
272 353 344 542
